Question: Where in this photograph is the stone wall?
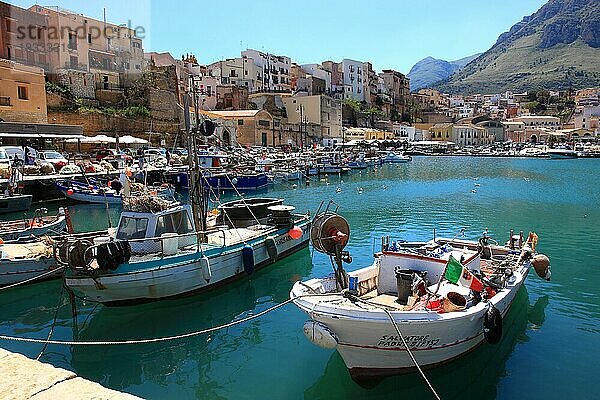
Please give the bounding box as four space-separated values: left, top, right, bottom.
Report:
0 109 47 124
52 70 95 100
48 110 181 139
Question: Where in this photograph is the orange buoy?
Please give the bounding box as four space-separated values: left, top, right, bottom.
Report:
289 226 303 239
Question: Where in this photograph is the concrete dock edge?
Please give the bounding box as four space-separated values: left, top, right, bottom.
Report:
0 348 142 400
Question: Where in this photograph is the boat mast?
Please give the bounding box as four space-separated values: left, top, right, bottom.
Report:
186 81 207 240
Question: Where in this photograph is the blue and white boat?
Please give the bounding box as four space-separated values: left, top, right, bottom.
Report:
64 197 310 305
383 151 412 163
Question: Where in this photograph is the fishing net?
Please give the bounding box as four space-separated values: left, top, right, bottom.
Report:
123 194 176 213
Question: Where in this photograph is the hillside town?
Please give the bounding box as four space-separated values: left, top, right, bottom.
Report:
0 1 599 153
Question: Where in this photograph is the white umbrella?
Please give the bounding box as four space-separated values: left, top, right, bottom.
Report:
65 134 116 144
119 135 149 145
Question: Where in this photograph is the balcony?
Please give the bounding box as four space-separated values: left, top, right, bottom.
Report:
63 61 88 72
95 82 124 91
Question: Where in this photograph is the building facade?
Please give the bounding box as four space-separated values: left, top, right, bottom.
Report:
0 59 47 123
452 124 493 146
283 94 342 141
241 49 291 92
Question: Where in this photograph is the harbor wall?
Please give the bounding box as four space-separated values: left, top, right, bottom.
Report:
0 348 142 399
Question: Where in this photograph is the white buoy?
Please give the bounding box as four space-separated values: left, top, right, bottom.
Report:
303 321 338 349
336 187 342 193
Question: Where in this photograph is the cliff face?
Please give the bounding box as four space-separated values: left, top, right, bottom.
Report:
435 0 600 94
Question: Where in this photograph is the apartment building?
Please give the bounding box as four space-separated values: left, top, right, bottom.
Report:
452 124 493 146
380 69 410 115
0 1 50 70
29 5 145 91
283 94 342 140
241 49 291 92
340 59 364 101
510 115 560 129
0 59 47 123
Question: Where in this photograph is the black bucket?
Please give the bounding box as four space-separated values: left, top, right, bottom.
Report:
395 271 414 305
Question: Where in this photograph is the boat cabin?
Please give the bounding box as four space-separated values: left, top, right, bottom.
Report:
115 204 196 253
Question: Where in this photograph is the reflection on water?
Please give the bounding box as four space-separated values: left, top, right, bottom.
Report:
1 157 600 399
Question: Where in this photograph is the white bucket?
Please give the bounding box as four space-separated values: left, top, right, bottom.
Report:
93 236 111 246
161 233 179 256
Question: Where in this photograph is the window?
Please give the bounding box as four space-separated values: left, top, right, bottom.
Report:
238 119 244 125
155 211 194 236
17 86 28 100
135 64 141 70
261 132 268 146
258 120 270 127
88 33 92 44
68 31 77 50
116 217 149 240
0 96 10 106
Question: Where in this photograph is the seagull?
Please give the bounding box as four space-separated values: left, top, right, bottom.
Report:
471 189 477 193
336 187 342 193
292 184 297 189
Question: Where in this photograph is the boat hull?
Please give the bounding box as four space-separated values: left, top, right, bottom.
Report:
293 265 528 377
0 194 32 214
66 220 311 305
0 216 67 242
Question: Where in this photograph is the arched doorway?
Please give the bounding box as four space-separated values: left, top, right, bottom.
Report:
530 134 537 144
222 129 231 146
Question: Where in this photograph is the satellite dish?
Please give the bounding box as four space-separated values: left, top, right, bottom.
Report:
199 119 215 136
310 212 350 255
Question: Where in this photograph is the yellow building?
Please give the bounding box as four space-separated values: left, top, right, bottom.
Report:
0 59 47 123
429 123 453 141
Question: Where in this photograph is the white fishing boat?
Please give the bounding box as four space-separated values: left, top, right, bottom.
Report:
0 207 68 242
547 148 578 159
63 196 310 305
0 239 61 286
290 207 552 381
383 151 412 163
55 179 174 204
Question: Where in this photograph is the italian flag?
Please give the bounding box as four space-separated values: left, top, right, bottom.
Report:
445 255 484 292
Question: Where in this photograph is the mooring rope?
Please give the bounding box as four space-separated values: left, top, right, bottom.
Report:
0 266 65 291
0 293 335 346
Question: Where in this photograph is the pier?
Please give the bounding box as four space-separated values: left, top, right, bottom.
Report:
0 348 141 399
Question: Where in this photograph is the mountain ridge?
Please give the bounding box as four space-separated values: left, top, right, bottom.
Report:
434 0 600 94
407 53 481 91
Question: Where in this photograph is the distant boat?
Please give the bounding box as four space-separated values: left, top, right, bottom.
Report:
547 149 577 159
0 208 67 242
383 152 412 163
0 194 32 215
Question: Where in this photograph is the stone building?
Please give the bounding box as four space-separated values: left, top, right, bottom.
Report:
199 109 275 147
0 59 47 123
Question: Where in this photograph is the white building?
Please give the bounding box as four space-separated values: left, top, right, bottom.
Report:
207 58 263 92
449 96 465 107
393 124 416 141
242 49 291 92
301 64 332 92
452 125 493 147
573 105 600 130
341 59 364 101
510 116 560 129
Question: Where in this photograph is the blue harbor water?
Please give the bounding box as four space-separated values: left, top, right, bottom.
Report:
1 156 599 399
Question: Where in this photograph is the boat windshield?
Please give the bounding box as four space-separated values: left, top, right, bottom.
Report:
155 210 194 236
116 217 149 240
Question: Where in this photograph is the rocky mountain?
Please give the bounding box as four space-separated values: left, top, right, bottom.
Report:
407 54 480 91
435 0 600 94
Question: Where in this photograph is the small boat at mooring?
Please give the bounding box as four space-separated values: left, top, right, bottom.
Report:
290 206 552 381
0 207 68 242
0 194 32 215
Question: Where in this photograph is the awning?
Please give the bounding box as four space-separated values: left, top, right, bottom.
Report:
0 132 85 139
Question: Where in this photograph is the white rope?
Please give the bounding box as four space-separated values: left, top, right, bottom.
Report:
0 293 335 346
0 266 65 291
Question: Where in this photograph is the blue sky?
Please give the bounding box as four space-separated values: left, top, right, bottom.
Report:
10 0 547 72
